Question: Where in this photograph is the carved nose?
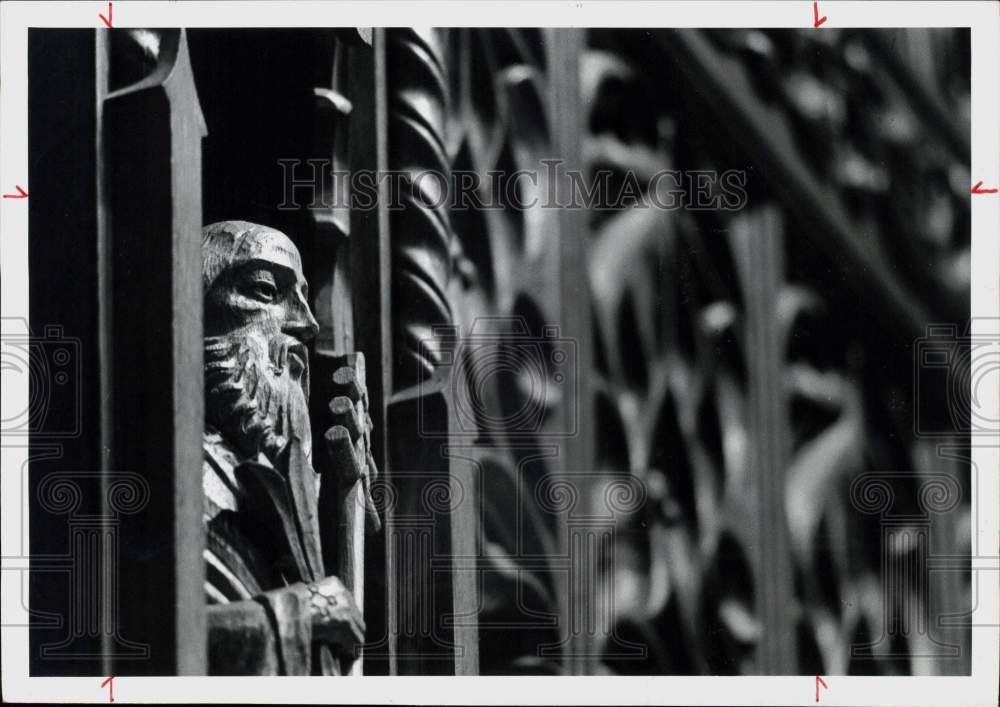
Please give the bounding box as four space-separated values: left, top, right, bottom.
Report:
284 304 319 343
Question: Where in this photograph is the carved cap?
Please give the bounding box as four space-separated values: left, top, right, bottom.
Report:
202 220 305 293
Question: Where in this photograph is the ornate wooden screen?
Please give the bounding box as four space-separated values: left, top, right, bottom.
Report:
27 25 969 679
577 27 971 676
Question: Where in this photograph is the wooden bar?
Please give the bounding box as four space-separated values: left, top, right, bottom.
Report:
545 27 594 676
95 30 115 678
102 29 207 675
729 207 795 674
347 28 396 676
307 32 367 677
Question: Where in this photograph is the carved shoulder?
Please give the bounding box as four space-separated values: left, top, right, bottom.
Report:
203 428 244 516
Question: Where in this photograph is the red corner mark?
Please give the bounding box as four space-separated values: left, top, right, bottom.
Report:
815 675 828 702
101 676 115 703
972 181 998 194
99 2 112 28
813 1 828 28
2 185 28 199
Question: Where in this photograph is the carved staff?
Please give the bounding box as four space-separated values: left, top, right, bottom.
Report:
312 31 382 675
320 352 380 676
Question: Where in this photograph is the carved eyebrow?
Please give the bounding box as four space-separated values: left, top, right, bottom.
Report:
237 259 296 286
245 269 276 284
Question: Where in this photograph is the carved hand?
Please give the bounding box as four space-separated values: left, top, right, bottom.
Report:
324 353 381 532
304 575 366 657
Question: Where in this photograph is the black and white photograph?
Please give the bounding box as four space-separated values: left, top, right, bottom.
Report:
1 2 998 704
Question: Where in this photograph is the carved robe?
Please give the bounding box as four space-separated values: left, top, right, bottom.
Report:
202 427 332 675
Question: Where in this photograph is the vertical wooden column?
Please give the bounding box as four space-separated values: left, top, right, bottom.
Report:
307 29 400 677
382 28 480 676
307 33 361 676
546 28 595 676
349 29 396 676
730 207 795 674
101 29 207 676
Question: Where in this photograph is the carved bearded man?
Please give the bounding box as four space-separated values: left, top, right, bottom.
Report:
200 220 370 675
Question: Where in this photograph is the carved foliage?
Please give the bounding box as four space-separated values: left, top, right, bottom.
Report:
582 28 970 676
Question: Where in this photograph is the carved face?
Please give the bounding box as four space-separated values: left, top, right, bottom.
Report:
202 221 319 461
203 221 318 347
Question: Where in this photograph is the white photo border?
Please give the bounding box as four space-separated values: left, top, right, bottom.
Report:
1 2 997 704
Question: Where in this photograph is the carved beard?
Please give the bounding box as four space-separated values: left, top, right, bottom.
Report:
204 329 312 465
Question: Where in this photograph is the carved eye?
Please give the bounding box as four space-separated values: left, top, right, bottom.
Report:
247 280 278 303
240 270 279 303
